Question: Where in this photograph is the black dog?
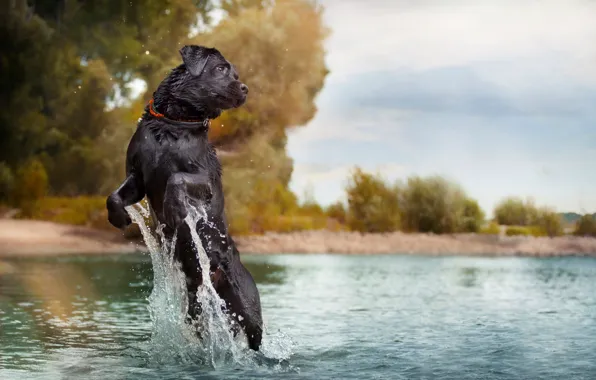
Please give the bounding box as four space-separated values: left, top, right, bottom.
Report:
106 45 263 350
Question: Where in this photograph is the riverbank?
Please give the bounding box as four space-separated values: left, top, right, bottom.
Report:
1 219 596 257
236 231 596 256
0 219 139 257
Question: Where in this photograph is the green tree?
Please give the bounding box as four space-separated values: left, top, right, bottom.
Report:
574 214 596 237
201 0 329 232
400 175 470 234
345 168 401 233
221 133 297 234
2 0 330 233
221 0 271 16
198 0 329 151
0 4 56 169
1 1 215 197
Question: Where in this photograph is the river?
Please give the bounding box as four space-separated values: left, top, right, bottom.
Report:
1 254 595 379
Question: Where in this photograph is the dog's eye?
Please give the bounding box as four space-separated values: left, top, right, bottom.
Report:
216 66 227 73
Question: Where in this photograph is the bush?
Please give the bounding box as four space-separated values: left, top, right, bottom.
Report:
223 172 330 236
460 197 486 233
326 201 347 225
534 207 563 237
400 175 481 234
505 225 548 237
272 215 315 233
574 214 596 237
493 196 538 226
12 159 48 216
480 221 501 235
22 196 153 238
528 226 549 237
345 167 400 233
24 196 107 227
0 162 14 203
494 198 563 237
505 226 531 236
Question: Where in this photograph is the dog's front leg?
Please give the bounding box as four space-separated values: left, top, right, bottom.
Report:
163 172 212 229
106 173 145 229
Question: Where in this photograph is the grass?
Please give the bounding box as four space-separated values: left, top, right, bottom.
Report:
504 225 548 237
18 196 112 230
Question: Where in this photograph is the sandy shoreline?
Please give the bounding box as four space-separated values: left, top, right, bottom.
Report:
234 231 596 257
0 219 140 257
1 219 596 257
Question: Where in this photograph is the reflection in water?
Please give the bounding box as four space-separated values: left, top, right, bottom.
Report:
458 267 480 288
0 255 152 370
242 261 288 285
532 262 580 285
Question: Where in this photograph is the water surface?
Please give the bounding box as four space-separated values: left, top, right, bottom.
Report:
1 254 596 379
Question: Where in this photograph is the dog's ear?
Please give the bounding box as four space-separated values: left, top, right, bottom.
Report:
179 45 211 77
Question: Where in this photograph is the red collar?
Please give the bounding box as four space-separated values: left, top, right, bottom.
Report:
148 99 208 125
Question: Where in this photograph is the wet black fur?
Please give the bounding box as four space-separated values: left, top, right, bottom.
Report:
106 45 263 350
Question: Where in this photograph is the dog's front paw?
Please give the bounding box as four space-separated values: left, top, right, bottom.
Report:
163 197 188 230
189 181 212 204
106 194 131 229
198 182 213 203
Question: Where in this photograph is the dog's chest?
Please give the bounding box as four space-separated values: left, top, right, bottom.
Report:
141 129 205 179
159 138 202 172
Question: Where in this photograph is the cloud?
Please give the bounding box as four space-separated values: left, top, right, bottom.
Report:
287 106 412 149
321 0 596 81
323 63 596 119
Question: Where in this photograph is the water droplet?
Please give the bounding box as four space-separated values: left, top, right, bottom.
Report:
145 50 150 55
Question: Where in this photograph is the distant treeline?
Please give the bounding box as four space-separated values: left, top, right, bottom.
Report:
4 165 595 239
323 168 595 238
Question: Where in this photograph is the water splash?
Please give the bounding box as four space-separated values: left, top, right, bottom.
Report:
184 205 249 365
126 204 197 364
125 203 294 369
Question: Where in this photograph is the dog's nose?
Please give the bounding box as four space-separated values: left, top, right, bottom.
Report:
240 83 249 94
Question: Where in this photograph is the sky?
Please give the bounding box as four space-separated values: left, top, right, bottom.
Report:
286 0 596 215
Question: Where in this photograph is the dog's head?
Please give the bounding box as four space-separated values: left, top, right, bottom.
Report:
176 45 248 113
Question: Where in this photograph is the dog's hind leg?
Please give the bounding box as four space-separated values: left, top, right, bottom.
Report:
237 264 264 351
213 260 264 351
172 228 204 324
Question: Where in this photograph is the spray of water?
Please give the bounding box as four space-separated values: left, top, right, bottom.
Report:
125 202 293 369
